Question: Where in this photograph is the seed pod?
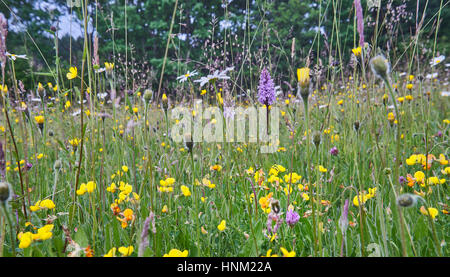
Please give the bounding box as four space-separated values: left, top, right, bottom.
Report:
396 193 420 208
143 89 153 104
370 55 390 80
312 131 322 148
353 121 360 132
270 199 281 214
0 181 11 203
53 159 62 171
184 133 193 153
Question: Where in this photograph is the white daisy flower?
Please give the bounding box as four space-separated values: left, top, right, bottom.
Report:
430 55 445 66
176 70 198 83
6 52 28 61
194 67 233 88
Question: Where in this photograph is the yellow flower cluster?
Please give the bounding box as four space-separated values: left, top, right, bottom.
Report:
353 187 377 206
76 181 96 195
30 199 55 212
17 224 54 248
34 115 45 124
420 206 438 219
158 177 175 193
180 185 191 197
196 178 216 189
69 138 80 147
259 192 273 213
104 245 133 257
107 181 139 204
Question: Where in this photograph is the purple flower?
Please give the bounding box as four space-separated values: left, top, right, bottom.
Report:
338 199 349 235
285 209 300 227
399 176 406 185
355 0 365 48
26 162 33 170
330 146 339 156
436 131 443 138
258 68 276 106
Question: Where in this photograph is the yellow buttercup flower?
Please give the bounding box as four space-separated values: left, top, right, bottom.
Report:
352 47 362 57
18 232 33 248
262 249 278 257
66 66 78 80
387 112 395 122
420 206 438 219
163 249 189 257
180 185 191 197
217 220 226 231
36 224 54 241
280 247 296 257
69 138 80 147
0 84 7 94
34 115 45 124
105 62 114 74
118 246 134 256
104 247 117 257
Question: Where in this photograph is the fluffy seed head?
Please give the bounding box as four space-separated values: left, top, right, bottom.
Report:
396 193 420 208
370 55 390 80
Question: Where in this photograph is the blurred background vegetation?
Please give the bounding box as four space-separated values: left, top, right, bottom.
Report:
0 0 448 94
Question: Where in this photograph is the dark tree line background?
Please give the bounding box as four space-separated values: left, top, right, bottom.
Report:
0 0 448 94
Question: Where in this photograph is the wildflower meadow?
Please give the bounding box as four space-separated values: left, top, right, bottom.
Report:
0 0 448 259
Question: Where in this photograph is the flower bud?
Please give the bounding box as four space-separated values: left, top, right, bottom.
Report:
312 131 322 148
37 82 45 97
330 146 339 156
270 199 280 214
353 121 360 132
53 159 62 171
370 55 390 80
184 133 193 153
384 168 392 175
143 89 153 104
297 67 311 102
162 93 169 111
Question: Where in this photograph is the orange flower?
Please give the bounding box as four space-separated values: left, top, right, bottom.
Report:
406 174 415 187
84 245 94 257
116 208 134 228
123 208 134 221
110 203 121 215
